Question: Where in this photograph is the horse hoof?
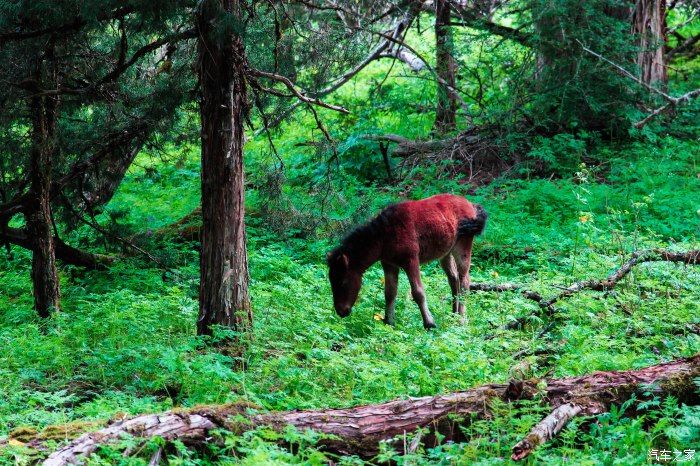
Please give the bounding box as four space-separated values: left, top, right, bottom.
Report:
424 322 437 330
383 318 395 326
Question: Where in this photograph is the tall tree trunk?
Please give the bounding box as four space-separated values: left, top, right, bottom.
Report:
632 0 667 86
26 52 60 318
434 0 458 132
196 0 252 338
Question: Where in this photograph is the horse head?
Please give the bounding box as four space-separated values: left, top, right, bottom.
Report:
327 249 362 317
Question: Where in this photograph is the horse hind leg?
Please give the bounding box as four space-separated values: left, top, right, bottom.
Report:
440 255 464 315
452 236 474 313
403 259 437 330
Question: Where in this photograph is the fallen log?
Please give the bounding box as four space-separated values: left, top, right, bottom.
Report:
42 354 700 465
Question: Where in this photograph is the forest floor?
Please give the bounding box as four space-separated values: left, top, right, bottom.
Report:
1 134 699 464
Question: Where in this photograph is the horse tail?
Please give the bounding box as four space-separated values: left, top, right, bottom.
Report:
457 204 487 237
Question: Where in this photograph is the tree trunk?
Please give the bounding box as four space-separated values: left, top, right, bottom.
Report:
434 0 458 132
41 354 700 465
196 0 252 337
632 0 667 86
26 53 60 318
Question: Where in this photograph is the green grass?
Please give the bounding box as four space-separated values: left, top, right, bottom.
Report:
1 40 699 464
0 132 698 464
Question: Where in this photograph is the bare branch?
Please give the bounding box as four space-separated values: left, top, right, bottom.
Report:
579 41 700 128
370 29 473 121
247 68 350 114
578 41 675 102
634 88 700 128
251 9 420 136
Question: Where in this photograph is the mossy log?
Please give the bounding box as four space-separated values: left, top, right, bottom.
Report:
41 354 699 465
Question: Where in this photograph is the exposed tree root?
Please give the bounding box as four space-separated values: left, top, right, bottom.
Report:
39 355 700 465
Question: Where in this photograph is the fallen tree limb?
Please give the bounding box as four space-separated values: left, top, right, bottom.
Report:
470 249 700 330
511 403 583 461
540 249 699 302
40 354 700 465
361 126 504 178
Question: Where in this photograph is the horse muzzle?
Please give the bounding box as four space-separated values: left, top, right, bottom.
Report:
335 306 352 318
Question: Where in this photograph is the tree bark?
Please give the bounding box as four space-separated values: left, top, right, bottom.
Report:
41 354 700 465
434 0 458 132
632 0 667 86
26 51 60 317
196 0 252 337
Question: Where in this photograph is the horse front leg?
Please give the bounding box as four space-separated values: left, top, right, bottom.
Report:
403 259 436 329
440 255 464 315
381 261 399 326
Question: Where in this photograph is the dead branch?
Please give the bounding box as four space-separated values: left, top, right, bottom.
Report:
511 403 583 461
40 355 700 465
579 41 675 101
578 41 700 128
247 68 350 114
471 248 700 331
370 28 472 120
378 48 427 72
540 249 700 306
361 126 506 181
634 88 700 128
251 10 420 137
363 127 498 158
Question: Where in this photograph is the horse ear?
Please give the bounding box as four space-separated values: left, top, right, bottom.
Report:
339 253 349 268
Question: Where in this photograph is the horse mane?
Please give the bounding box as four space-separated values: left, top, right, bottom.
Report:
328 204 397 264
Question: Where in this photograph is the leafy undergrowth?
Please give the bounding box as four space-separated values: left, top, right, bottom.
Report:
0 136 699 465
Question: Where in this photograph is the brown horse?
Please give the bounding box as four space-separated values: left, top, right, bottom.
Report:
327 194 487 329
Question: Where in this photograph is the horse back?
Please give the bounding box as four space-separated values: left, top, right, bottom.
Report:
382 194 483 264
